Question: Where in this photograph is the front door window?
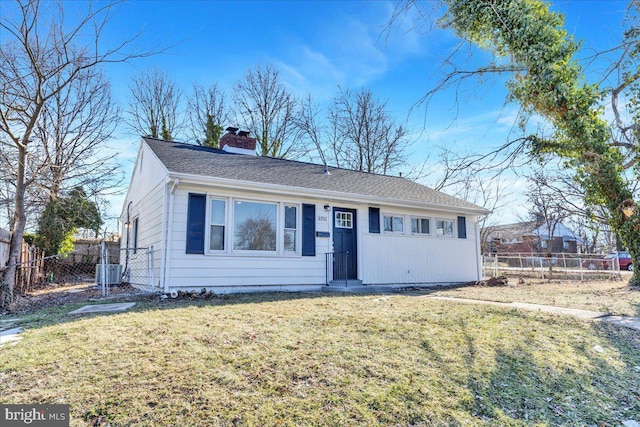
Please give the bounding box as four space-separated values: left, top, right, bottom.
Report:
335 211 353 229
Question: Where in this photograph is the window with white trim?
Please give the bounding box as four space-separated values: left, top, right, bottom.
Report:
233 200 277 251
131 217 139 253
209 199 226 251
335 211 353 228
383 215 404 233
411 217 430 235
284 205 297 252
436 219 454 237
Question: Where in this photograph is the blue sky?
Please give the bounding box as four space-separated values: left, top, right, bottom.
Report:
43 0 634 231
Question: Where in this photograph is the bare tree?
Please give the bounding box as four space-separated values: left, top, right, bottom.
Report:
331 88 410 174
521 160 630 254
452 172 510 253
127 68 183 140
297 88 410 175
31 67 122 203
187 82 230 148
525 169 570 255
233 64 299 158
295 95 334 167
0 0 148 304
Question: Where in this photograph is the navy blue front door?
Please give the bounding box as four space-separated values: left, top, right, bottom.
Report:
333 208 357 280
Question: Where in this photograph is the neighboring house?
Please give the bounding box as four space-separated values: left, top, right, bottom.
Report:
483 221 579 254
120 131 489 294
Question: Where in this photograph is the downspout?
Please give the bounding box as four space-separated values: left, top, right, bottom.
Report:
475 214 488 280
162 178 179 293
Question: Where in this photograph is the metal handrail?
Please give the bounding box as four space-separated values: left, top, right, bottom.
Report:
326 251 349 286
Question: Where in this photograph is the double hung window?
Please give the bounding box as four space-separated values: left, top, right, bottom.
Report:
284 205 297 252
209 199 226 251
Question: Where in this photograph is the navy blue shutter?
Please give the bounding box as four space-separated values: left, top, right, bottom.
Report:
186 193 206 254
369 207 380 234
457 216 467 239
302 204 316 256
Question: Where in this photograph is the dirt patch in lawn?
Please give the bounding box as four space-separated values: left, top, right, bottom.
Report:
428 276 640 317
1 282 150 316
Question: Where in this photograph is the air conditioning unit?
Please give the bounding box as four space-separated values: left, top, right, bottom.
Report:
95 264 122 285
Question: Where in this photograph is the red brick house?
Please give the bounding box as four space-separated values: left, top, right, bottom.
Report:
483 221 578 254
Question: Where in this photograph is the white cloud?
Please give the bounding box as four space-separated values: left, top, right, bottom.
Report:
276 2 437 98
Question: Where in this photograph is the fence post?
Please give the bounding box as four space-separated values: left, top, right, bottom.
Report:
100 242 107 297
579 254 584 281
494 253 498 277
562 253 566 271
149 245 155 291
105 246 110 297
518 253 523 272
539 256 545 280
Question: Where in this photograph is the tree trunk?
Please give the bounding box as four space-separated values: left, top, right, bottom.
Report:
619 220 640 287
1 146 27 306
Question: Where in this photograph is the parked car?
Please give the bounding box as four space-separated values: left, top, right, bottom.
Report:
584 251 633 271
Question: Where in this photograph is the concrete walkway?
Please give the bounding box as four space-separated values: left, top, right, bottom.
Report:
428 296 640 332
0 326 24 346
0 302 138 347
68 302 136 315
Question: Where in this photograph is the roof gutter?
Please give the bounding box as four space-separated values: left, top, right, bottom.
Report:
167 172 491 216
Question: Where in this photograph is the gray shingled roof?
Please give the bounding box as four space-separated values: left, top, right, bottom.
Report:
144 137 488 213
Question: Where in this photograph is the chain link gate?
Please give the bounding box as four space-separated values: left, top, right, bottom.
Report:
118 246 155 292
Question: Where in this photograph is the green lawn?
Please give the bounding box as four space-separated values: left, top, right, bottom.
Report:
1 292 639 426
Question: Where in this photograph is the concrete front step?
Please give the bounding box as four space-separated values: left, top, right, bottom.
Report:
327 280 363 287
323 283 396 294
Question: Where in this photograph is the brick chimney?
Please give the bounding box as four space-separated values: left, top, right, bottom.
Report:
220 127 257 155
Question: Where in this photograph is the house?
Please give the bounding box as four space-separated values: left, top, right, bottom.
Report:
483 220 579 254
119 131 489 294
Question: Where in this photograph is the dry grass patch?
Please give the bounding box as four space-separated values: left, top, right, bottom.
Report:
431 277 640 316
1 293 639 426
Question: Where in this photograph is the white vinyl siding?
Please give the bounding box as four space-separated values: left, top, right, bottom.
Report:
361 231 479 284
120 143 169 289
165 186 482 290
167 188 329 289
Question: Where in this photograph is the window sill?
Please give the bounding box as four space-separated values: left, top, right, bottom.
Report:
201 251 303 258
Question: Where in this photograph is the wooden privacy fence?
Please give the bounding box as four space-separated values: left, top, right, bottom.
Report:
15 243 45 294
0 229 41 295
